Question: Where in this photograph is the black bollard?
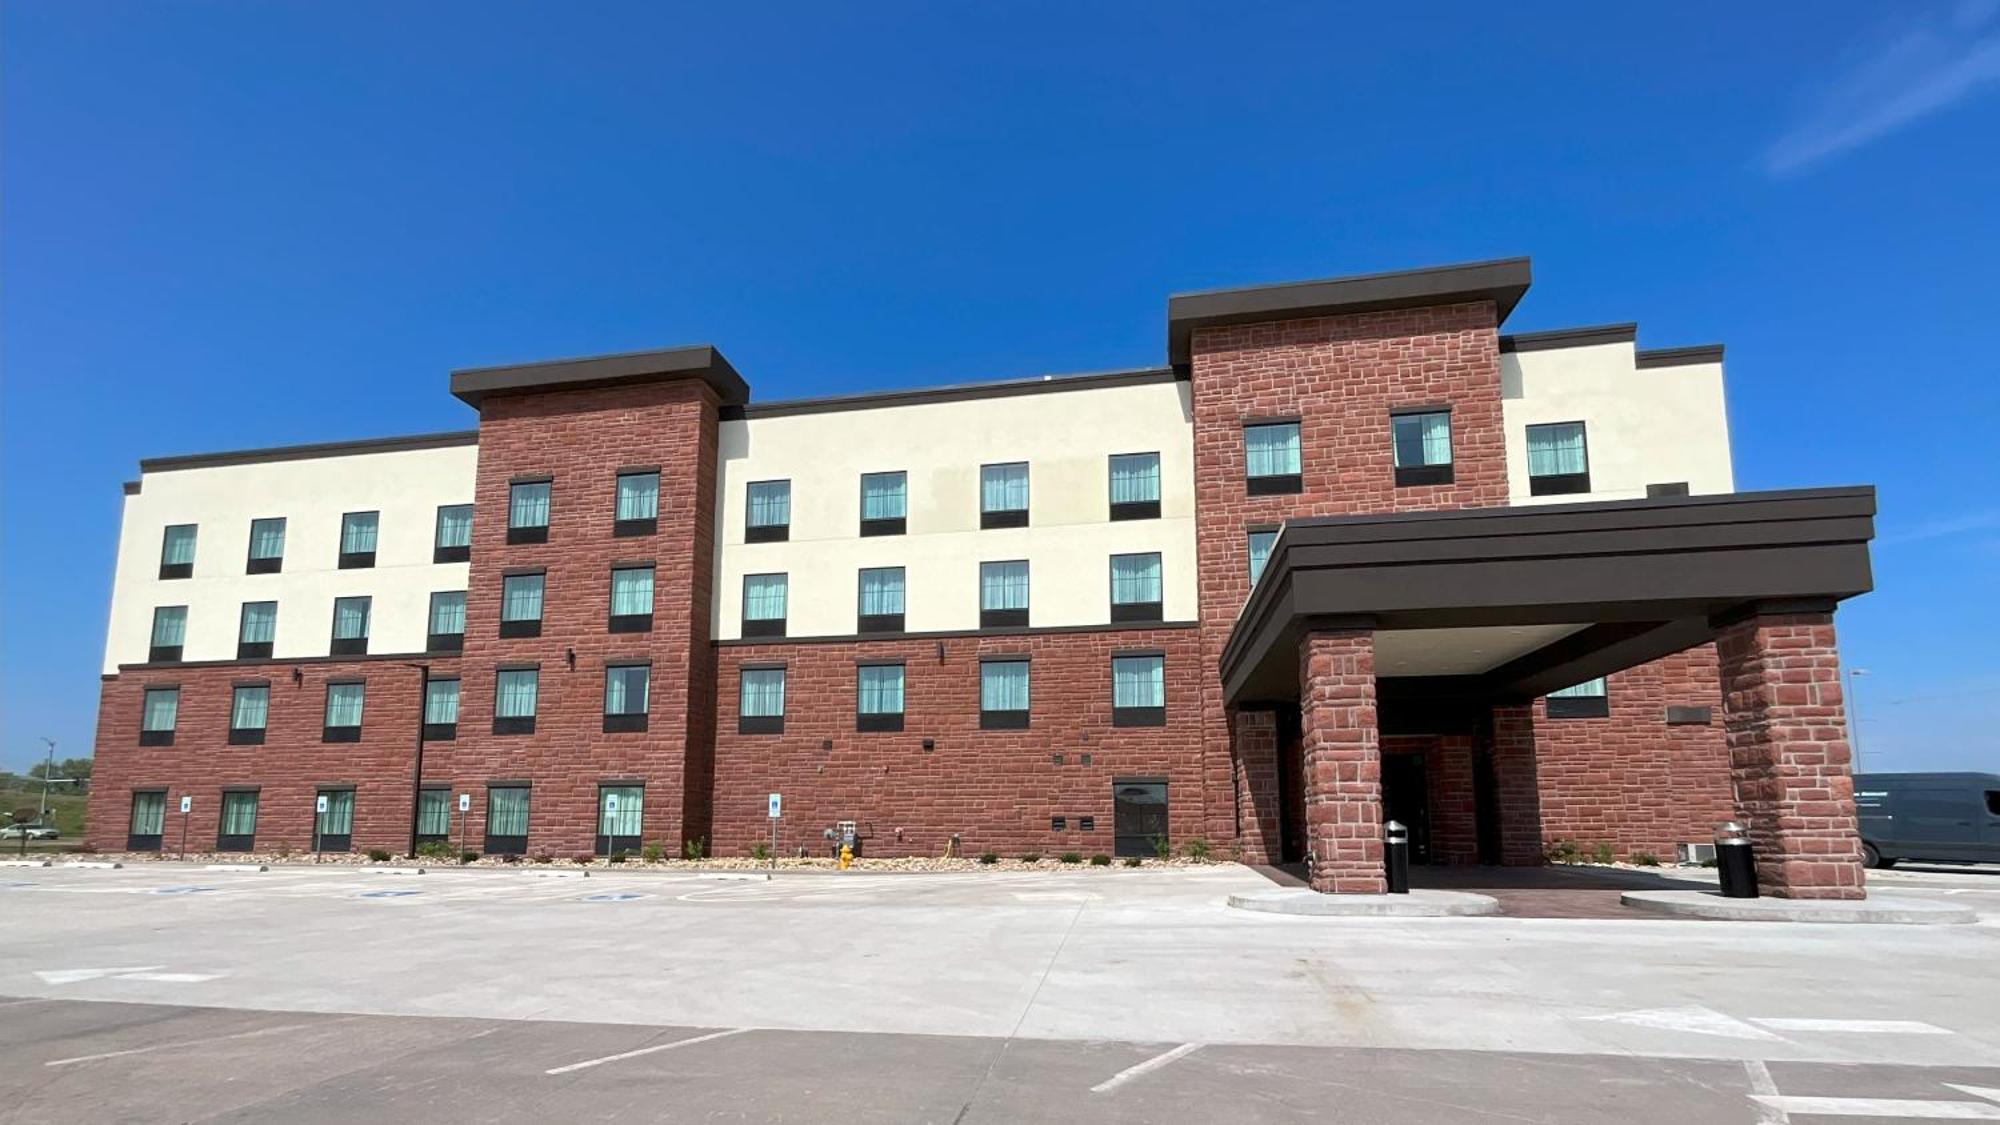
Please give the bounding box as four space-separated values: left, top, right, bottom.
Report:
1716 821 1758 899
1384 819 1411 894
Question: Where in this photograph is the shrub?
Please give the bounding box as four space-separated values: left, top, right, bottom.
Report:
1546 839 1583 864
501 853 520 864
750 841 771 861
574 854 594 865
682 839 706 861
1020 852 1042 864
1123 856 1142 867
533 853 553 865
978 851 999 865
1151 835 1172 860
1090 854 1111 866
1059 852 1082 864
1591 841 1615 865
1180 839 1212 861
608 850 628 865
416 840 456 860
458 850 479 864
274 842 293 860
1629 851 1661 867
641 842 664 863
366 849 392 863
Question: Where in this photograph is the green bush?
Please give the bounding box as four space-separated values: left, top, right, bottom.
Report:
274 842 292 860
1123 856 1142 867
574 854 594 865
1180 839 1211 861
533 854 553 864
366 849 391 863
608 850 628 865
1090 854 1111 866
1591 841 1615 865
1059 851 1082 864
1151 834 1172 860
416 840 457 860
1546 839 1583 864
978 851 999 865
458 850 479 864
1020 852 1042 864
683 839 706 861
641 842 664 863
751 841 771 861
1629 851 1661 867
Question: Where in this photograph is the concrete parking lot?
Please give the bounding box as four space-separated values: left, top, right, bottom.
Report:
5 861 1999 1122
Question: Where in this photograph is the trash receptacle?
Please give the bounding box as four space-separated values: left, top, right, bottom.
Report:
1384 819 1410 894
1716 821 1757 899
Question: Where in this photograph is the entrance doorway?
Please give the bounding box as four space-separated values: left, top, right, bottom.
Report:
1381 753 1431 864
1113 778 1168 858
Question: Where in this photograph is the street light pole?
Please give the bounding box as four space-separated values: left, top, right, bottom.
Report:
1846 667 1869 775
38 738 56 823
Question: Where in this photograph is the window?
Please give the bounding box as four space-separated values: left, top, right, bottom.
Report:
1647 481 1690 498
597 785 643 856
238 601 277 659
1112 654 1166 726
1109 453 1161 520
604 664 651 733
1243 531 1280 590
1109 553 1164 623
1526 422 1590 496
416 788 451 844
149 606 187 663
1986 790 2000 818
508 480 552 543
229 685 269 745
140 687 178 745
609 566 655 632
857 663 905 732
423 678 460 741
739 667 786 734
331 596 371 656
1546 677 1609 719
742 573 788 637
500 573 545 638
323 682 365 742
615 471 660 537
860 471 907 536
427 591 466 653
980 462 1029 528
218 791 259 852
1113 779 1168 858
159 524 197 579
858 567 906 633
980 659 1030 729
434 504 474 563
746 480 791 542
1244 422 1303 494
339 511 379 568
980 560 1029 628
485 786 530 856
247 517 286 573
315 789 354 852
1391 409 1454 486
127 791 166 851
494 668 538 734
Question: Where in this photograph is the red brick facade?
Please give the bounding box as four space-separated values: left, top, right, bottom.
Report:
1298 629 1383 893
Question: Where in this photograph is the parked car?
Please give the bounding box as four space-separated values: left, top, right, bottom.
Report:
1854 772 2000 868
0 823 60 840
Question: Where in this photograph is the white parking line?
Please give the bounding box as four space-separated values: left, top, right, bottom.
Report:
1749 1095 2000 1119
544 1027 751 1075
1091 1042 1202 1093
1751 1018 1953 1035
1742 1060 1787 1125
45 1021 319 1067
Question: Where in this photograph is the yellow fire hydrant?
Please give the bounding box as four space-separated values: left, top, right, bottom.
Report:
838 843 854 870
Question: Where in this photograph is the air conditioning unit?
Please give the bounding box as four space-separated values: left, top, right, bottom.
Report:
1677 842 1717 865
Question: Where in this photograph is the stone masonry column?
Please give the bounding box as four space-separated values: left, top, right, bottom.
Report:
1490 704 1545 866
1715 609 1865 900
1298 629 1383 893
1231 707 1281 866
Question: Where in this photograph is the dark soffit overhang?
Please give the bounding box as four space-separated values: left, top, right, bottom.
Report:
1221 487 1877 704
450 345 749 409
1167 257 1533 371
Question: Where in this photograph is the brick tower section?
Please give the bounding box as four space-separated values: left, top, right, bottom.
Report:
1298 629 1383 893
1187 303 1511 854
1230 708 1281 864
427 379 720 857
1714 610 1865 899
1490 703 1545 866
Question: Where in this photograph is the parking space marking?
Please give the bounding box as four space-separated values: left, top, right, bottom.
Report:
1742 1060 1787 1124
1749 1094 2000 1119
45 1021 320 1067
543 1027 751 1075
1090 1042 1202 1093
1751 1017 1953 1035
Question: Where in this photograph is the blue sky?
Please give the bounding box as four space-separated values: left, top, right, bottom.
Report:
4 2 1997 775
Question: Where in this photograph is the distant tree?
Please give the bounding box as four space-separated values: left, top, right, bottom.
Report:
28 757 93 782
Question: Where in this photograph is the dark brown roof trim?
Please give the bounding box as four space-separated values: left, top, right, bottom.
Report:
1167 256 1533 369
450 345 747 408
722 366 1175 420
715 619 1198 647
114 650 462 674
1636 344 1725 368
138 430 478 474
122 480 142 495
1500 323 1637 353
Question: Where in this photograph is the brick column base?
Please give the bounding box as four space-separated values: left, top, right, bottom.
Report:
1716 611 1865 900
1491 704 1544 866
1299 629 1383 893
1231 707 1281 866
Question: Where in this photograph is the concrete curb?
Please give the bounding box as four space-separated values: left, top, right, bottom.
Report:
1620 890 1976 924
1227 889 1502 917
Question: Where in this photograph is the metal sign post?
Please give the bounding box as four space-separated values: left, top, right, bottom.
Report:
457 792 470 859
604 792 620 857
179 795 191 860
314 794 328 863
768 793 781 871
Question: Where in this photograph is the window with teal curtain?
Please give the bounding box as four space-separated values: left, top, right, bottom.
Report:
161 524 197 566
617 472 660 521
859 568 905 615
981 661 1029 712
741 668 785 716
151 606 187 647
340 511 379 553
599 786 643 837
501 574 544 621
142 687 179 731
509 482 551 528
240 601 278 644
248 517 286 560
231 685 269 730
1548 677 1606 698
435 504 473 548
1108 453 1160 503
417 789 451 835
1526 422 1588 476
324 683 365 728
1247 530 1278 585
317 790 354 836
743 574 787 620
1112 656 1166 708
858 665 905 714
495 670 538 717
980 463 1029 512
611 567 654 616
424 679 460 724
428 591 466 636
1110 553 1163 605
747 480 790 527
487 787 530 837
1392 411 1453 467
333 597 371 640
220 792 258 836
605 665 650 715
130 792 166 835
980 561 1029 610
1244 423 1301 478
860 472 907 519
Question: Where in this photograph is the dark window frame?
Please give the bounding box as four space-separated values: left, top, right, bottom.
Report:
433 503 474 563
979 658 1031 730
483 784 531 856
1390 407 1455 487
139 687 179 746
857 566 906 634
855 662 906 733
738 666 786 735
337 510 379 569
493 667 539 736
322 680 365 743
158 524 196 580
602 664 651 733
228 683 269 745
1243 420 1304 495
423 677 461 742
246 516 286 574
499 572 545 638
745 478 792 542
216 789 260 853
608 565 655 634
613 470 661 538
741 572 787 638
148 605 187 664
979 461 1030 528
126 789 167 852
329 596 372 657
859 470 908 537
1108 552 1164 624
1525 420 1592 496
1546 679 1611 720
1647 481 1691 498
507 478 553 544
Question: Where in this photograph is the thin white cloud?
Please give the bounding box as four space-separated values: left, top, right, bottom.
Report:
1877 509 2000 545
1764 1 2000 175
